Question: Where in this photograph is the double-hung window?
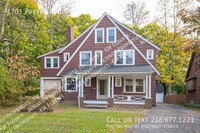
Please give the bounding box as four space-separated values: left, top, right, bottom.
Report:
95 51 102 65
147 50 154 59
85 77 91 87
107 28 116 43
64 53 70 62
115 50 134 65
124 78 145 93
95 28 104 43
80 51 92 66
45 57 59 68
64 78 76 92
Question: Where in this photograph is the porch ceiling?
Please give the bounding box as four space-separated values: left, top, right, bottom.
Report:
64 65 154 75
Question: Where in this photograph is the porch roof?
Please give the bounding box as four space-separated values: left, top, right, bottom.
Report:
65 65 154 75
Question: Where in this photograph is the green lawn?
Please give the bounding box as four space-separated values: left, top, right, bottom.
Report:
0 104 144 133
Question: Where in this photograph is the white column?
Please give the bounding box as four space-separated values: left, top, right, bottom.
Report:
108 76 111 98
148 74 152 98
145 75 148 98
78 75 81 107
40 78 45 97
81 76 84 97
112 75 114 98
64 77 67 92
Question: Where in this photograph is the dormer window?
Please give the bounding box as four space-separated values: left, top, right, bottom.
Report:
147 50 154 60
107 27 116 43
95 28 104 43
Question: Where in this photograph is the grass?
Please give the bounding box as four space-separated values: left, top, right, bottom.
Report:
0 104 144 133
183 103 200 113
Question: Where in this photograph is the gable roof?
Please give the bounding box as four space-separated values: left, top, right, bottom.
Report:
56 12 160 76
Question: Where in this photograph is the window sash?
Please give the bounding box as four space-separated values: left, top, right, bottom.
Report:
115 77 122 87
107 28 116 43
45 57 59 68
65 78 76 92
95 51 102 65
147 50 154 59
64 53 70 62
115 50 134 65
124 78 145 93
95 29 104 43
85 77 91 86
80 52 92 66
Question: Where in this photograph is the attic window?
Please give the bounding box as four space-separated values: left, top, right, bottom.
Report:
44 57 59 68
147 50 154 60
196 54 200 69
95 28 104 43
107 28 116 43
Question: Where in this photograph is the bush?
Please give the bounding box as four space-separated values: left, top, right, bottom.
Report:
20 96 56 112
184 103 200 109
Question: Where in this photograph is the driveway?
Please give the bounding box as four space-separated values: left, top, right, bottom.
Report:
126 103 200 133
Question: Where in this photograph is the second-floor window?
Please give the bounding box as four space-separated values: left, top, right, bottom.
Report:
95 28 104 43
45 57 59 68
80 51 92 66
64 53 70 62
147 50 154 59
107 28 116 43
95 51 102 65
115 50 134 65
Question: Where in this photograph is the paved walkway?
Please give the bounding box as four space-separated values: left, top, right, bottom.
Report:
126 103 200 133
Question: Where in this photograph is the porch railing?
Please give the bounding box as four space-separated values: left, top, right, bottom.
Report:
114 95 145 102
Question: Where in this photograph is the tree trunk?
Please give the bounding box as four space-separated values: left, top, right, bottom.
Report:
0 0 9 40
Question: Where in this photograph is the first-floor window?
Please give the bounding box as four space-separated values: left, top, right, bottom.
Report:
85 77 91 86
45 57 59 68
136 79 144 92
124 78 145 93
66 78 76 92
115 77 122 87
80 51 92 66
125 79 133 92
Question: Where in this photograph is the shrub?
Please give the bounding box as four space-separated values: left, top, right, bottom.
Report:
20 96 56 112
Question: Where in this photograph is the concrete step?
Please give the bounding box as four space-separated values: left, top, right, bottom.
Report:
84 105 108 108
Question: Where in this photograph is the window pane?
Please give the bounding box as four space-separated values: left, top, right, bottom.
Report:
147 51 153 59
96 30 103 42
126 51 133 64
53 58 58 67
81 53 91 65
116 51 123 64
96 52 101 65
125 79 133 92
116 78 121 86
67 78 76 91
136 79 143 92
46 58 51 68
108 29 115 42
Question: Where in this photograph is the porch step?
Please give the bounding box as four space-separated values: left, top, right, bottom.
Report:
83 100 108 108
84 105 108 108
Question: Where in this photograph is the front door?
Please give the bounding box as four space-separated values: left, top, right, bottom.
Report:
98 79 108 99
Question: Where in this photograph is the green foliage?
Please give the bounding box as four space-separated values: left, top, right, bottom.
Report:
135 23 190 93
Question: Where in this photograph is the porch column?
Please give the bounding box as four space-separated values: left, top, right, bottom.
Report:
111 75 114 98
64 77 67 92
108 76 111 98
40 78 45 97
145 75 148 98
80 76 84 97
148 74 152 98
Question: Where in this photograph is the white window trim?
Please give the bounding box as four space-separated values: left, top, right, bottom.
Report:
114 50 135 65
95 51 103 66
44 56 59 69
106 27 117 43
85 77 91 87
80 51 92 66
147 50 154 60
95 28 104 43
64 77 77 92
115 77 122 87
123 77 145 93
64 53 70 62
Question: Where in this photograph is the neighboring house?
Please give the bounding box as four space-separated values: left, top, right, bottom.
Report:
185 52 200 104
156 84 164 103
37 12 160 108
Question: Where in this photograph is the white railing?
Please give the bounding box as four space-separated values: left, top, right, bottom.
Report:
114 95 145 102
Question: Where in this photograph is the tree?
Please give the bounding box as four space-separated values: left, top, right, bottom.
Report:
124 1 149 27
156 0 192 94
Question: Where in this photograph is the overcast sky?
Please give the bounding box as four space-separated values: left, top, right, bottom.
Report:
71 0 158 23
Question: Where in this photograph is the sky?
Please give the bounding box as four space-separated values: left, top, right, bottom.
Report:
71 0 158 23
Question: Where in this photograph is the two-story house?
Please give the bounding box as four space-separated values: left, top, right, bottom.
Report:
37 13 160 108
186 52 200 104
